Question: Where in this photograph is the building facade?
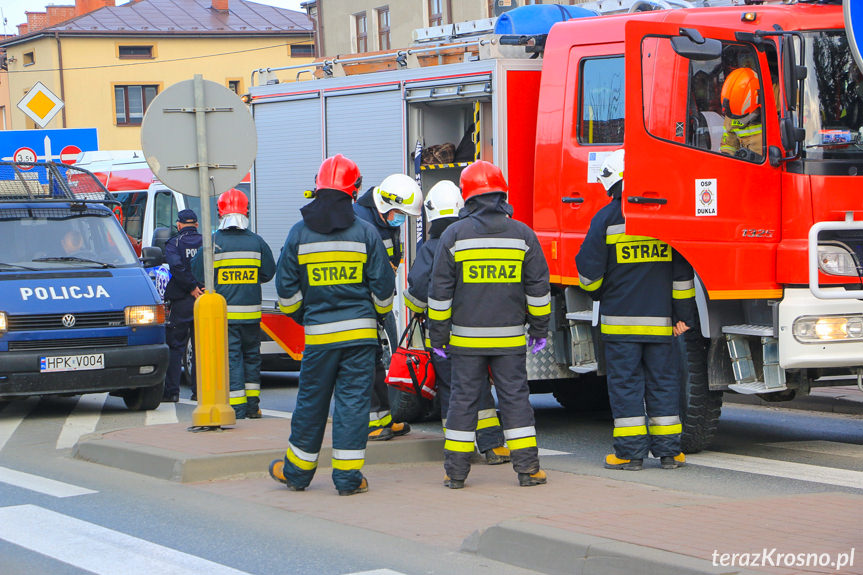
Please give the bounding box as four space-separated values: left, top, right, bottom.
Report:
0 0 313 149
304 0 593 57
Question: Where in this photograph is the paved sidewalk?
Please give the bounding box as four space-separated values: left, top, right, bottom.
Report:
74 419 863 575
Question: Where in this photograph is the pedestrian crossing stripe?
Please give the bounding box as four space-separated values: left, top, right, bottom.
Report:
0 466 96 498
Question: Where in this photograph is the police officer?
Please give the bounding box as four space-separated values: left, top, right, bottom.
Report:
354 174 423 441
405 180 510 465
162 209 203 403
719 67 763 161
269 154 395 495
429 161 551 489
575 149 696 471
191 189 275 419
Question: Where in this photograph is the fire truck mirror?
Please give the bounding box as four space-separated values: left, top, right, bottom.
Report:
780 116 805 153
782 35 803 111
671 35 722 62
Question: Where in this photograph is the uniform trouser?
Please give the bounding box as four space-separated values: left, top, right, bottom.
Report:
369 311 397 430
164 297 195 397
604 340 682 459
282 345 375 492
432 353 505 453
445 353 539 480
228 322 262 419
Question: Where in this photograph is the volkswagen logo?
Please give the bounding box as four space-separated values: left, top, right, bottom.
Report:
61 314 76 328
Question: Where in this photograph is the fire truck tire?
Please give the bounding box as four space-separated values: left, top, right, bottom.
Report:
552 376 610 412
123 381 164 411
680 332 723 453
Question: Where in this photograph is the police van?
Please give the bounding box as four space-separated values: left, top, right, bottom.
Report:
0 161 169 410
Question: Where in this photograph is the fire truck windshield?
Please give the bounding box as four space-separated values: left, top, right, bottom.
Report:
801 31 863 160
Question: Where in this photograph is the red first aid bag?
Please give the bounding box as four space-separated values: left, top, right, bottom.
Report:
385 316 436 400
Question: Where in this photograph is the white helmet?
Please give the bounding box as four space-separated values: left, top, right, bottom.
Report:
424 180 464 222
373 174 423 217
598 149 624 195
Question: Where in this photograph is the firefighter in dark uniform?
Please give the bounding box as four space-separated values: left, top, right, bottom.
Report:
575 149 696 471
354 174 423 441
429 161 551 489
268 154 395 495
162 209 203 403
405 180 510 465
191 189 276 419
719 67 764 161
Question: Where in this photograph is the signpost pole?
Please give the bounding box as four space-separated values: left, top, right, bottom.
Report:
194 75 215 293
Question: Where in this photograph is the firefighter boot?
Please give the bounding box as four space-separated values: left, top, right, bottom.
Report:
368 427 395 441
604 454 643 471
268 459 305 491
443 475 465 489
483 446 511 465
660 453 686 469
517 469 548 487
248 409 262 419
391 422 411 436
338 477 369 496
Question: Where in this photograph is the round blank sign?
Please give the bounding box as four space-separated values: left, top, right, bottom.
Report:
141 78 256 197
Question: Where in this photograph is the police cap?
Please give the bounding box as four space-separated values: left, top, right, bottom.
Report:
177 209 198 224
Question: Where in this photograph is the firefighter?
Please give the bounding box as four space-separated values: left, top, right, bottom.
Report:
404 180 510 465
719 67 764 161
191 189 275 419
354 174 423 441
162 209 203 403
575 149 696 471
269 154 395 495
429 161 551 489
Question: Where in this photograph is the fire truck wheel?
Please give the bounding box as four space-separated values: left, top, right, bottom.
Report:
551 376 611 412
679 332 724 453
123 381 164 411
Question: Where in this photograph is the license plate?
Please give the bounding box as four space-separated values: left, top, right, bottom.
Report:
40 353 105 373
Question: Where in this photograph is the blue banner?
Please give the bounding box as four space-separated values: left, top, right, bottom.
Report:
846 0 863 75
0 128 98 164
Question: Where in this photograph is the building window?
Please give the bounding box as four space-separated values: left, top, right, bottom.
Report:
355 12 368 53
227 80 241 94
429 0 443 27
377 7 390 51
23 52 34 66
118 45 153 59
114 85 158 126
290 44 314 58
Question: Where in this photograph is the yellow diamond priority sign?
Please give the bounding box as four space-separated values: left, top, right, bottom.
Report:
17 81 64 128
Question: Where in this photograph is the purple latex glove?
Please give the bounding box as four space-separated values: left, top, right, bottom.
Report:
433 347 447 358
528 336 547 355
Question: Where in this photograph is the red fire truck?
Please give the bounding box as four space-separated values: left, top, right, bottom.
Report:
247 0 860 451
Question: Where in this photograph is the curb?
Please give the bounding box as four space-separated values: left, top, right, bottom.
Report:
73 433 445 483
467 520 763 575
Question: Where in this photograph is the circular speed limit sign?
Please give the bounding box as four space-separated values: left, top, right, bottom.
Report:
13 147 38 169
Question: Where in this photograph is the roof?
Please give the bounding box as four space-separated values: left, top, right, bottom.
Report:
1 0 312 47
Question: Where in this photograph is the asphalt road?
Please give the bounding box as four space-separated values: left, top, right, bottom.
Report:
0 372 861 574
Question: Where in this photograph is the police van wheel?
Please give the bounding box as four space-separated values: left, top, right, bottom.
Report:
123 382 164 411
679 332 723 453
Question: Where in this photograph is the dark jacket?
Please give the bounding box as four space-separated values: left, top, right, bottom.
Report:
163 226 202 302
191 227 276 324
275 216 395 351
354 188 402 268
574 196 696 342
404 218 457 314
428 194 551 355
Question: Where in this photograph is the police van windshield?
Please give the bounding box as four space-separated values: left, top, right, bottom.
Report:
801 31 863 160
0 210 140 270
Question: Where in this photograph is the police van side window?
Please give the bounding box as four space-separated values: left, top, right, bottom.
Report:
154 191 178 230
578 56 625 144
642 36 765 162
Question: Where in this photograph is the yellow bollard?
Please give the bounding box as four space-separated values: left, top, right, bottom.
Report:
192 291 236 427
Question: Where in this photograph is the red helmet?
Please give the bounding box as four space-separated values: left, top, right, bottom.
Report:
721 67 761 119
315 154 362 198
459 160 508 201
217 188 249 217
